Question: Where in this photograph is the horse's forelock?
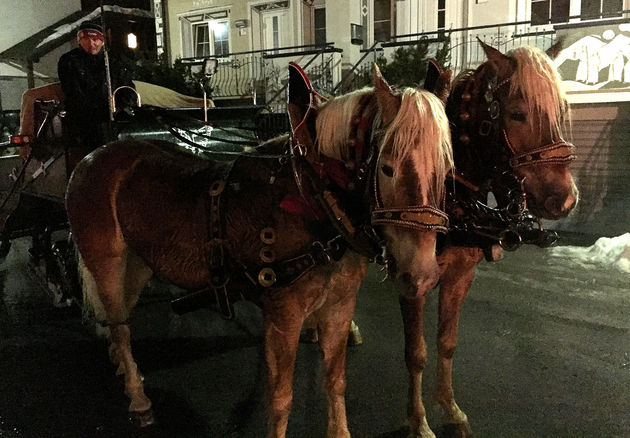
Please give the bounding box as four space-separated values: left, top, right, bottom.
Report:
382 88 453 205
316 87 373 161
507 46 567 139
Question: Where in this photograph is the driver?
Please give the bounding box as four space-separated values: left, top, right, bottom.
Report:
58 21 132 156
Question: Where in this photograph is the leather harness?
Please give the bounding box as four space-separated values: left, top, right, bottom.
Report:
172 65 450 318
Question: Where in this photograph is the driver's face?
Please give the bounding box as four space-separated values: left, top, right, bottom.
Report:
79 35 104 55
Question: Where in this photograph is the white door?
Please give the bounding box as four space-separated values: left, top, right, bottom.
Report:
262 9 289 51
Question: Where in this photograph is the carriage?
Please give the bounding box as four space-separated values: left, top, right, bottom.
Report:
0 71 289 307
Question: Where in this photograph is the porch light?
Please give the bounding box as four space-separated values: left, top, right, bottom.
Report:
127 33 138 49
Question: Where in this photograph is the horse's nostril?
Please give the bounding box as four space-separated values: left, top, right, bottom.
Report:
544 194 575 217
562 194 576 212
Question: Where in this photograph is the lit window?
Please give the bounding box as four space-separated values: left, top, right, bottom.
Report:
212 21 229 56
187 10 230 58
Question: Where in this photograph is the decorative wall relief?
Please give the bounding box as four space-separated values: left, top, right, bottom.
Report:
555 23 630 92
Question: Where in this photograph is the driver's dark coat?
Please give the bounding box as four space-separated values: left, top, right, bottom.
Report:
58 48 109 132
57 48 131 149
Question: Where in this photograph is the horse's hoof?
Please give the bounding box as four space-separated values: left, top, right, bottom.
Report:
440 422 473 438
348 320 363 346
300 327 319 344
129 408 155 428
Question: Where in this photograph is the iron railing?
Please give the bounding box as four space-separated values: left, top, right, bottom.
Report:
335 20 560 91
181 43 342 112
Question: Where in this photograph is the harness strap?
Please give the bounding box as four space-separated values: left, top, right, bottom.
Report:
205 162 237 319
249 235 347 288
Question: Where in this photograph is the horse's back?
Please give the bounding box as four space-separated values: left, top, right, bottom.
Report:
67 140 209 259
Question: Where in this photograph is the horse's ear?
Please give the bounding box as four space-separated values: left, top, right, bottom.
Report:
478 38 513 76
373 63 399 125
424 59 443 91
424 59 452 103
288 62 318 148
545 38 564 60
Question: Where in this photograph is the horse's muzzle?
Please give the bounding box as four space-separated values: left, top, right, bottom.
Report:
396 266 440 298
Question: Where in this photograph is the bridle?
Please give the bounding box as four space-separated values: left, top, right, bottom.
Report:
445 64 576 252
371 158 449 234
469 74 576 172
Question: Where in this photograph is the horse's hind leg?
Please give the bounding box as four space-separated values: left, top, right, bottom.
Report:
84 249 153 421
435 248 482 438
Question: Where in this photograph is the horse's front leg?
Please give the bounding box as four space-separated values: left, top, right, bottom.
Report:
263 292 305 438
435 247 483 438
316 256 366 438
399 291 435 438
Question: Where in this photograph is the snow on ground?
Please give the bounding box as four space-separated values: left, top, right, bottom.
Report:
548 233 630 273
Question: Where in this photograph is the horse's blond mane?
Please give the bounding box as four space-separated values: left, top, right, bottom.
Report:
382 88 453 205
506 46 568 139
316 86 452 205
316 87 374 161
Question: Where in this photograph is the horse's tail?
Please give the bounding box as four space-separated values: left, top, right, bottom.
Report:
78 252 111 339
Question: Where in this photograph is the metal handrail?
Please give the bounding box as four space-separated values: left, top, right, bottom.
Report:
332 41 381 93
263 45 338 111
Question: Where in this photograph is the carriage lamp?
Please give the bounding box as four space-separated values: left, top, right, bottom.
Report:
10 135 30 145
127 33 138 49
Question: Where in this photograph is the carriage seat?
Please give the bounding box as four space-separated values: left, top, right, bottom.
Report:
19 82 64 140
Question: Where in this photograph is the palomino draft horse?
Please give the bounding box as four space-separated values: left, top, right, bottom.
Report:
65 64 453 437
397 41 578 438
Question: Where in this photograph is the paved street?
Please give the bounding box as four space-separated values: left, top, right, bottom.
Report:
0 234 629 438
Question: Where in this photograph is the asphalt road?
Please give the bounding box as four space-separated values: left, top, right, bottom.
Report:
0 234 628 438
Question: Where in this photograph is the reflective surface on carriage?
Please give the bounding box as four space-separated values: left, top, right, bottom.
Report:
0 234 628 438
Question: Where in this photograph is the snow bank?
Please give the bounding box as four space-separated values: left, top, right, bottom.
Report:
548 233 630 273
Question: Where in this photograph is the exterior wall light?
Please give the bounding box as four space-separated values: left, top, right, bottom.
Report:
127 33 138 49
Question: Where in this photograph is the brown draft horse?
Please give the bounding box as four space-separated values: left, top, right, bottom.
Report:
65 64 453 438
397 41 579 438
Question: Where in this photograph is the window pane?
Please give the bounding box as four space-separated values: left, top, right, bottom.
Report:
194 24 210 57
550 0 569 23
531 0 549 25
374 21 390 42
315 8 326 46
212 21 229 56
212 21 228 42
272 16 279 48
374 0 391 41
438 11 445 29
374 0 391 20
603 0 623 17
580 0 599 19
438 0 445 9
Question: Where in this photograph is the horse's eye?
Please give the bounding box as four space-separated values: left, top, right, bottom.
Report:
381 165 394 177
510 111 526 122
